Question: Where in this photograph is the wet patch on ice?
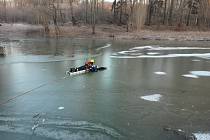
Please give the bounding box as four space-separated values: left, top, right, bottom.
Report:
140 94 162 102
0 114 122 140
193 133 210 140
182 74 199 79
110 45 210 59
190 71 210 77
154 71 166 75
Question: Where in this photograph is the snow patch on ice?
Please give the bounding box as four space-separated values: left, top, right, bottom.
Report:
190 71 210 77
111 53 210 59
130 46 210 51
154 72 166 75
58 107 64 110
194 133 210 140
140 94 162 102
182 74 199 78
96 43 111 50
110 55 139 59
138 53 210 58
147 52 160 55
130 46 153 50
111 45 210 59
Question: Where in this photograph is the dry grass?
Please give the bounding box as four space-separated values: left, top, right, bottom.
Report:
1 23 210 41
53 24 210 41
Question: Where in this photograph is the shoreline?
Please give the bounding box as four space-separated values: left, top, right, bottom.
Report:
1 23 210 42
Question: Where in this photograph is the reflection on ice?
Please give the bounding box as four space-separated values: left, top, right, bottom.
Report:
194 133 210 140
190 71 210 77
140 94 162 102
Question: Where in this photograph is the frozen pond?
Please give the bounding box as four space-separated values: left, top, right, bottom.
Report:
1 37 210 140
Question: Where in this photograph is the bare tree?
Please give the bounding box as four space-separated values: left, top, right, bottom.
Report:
91 0 96 34
168 0 175 26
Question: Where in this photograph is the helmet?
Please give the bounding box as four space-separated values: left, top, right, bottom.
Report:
90 59 95 63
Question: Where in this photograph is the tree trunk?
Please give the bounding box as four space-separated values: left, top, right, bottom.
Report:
145 0 153 26
168 0 175 26
186 6 192 26
112 0 117 23
96 0 98 13
178 0 185 25
91 0 96 34
85 0 88 24
69 0 76 25
163 0 167 24
120 0 123 24
102 0 104 13
3 0 7 22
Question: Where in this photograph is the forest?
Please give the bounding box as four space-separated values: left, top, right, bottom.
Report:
0 0 210 34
